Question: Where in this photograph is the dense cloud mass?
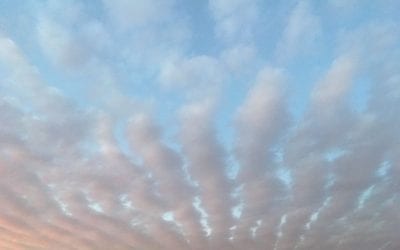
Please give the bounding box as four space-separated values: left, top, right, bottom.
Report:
0 0 399 249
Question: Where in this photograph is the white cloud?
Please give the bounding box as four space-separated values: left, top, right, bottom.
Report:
276 0 321 62
178 99 234 245
221 45 257 73
209 0 259 43
311 54 358 109
37 16 90 69
160 55 225 89
158 55 228 101
101 0 175 29
233 66 289 248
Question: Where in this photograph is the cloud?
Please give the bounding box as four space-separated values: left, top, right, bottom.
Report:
100 0 191 67
232 66 289 249
0 1 399 250
221 44 257 73
101 0 175 29
208 0 259 43
275 0 321 62
273 53 360 250
159 55 226 90
178 99 234 246
37 16 89 69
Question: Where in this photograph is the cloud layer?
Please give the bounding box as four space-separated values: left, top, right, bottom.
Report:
0 0 399 249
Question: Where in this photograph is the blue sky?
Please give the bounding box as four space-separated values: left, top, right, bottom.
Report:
0 0 399 249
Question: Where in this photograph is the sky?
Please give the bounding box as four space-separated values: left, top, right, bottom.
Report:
0 0 399 249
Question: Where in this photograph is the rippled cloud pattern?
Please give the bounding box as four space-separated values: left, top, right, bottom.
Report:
0 0 399 249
